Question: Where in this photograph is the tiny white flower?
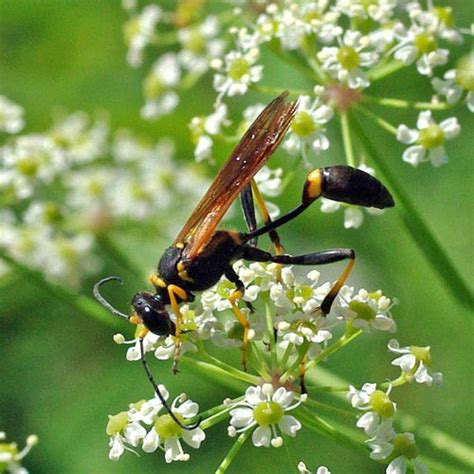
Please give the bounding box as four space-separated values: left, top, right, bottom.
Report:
178 16 225 74
392 21 448 77
141 394 205 463
283 95 333 162
0 96 24 133
347 383 396 437
318 30 379 89
189 103 229 162
228 383 305 447
432 53 474 112
338 286 397 332
213 48 263 103
124 5 162 67
388 339 443 386
0 432 38 472
397 110 460 167
298 461 331 474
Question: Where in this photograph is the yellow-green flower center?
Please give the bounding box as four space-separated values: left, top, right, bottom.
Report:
369 390 395 418
392 433 419 460
87 179 104 197
253 401 284 426
337 46 360 70
414 33 437 55
183 29 205 54
286 283 314 301
154 413 185 439
456 53 474 92
16 157 39 177
418 124 445 149
106 411 129 436
44 203 63 224
349 300 376 321
144 74 164 100
291 111 316 137
410 345 432 366
303 11 321 23
433 6 454 27
228 57 249 81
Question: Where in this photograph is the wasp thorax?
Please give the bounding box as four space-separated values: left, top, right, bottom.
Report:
131 291 176 337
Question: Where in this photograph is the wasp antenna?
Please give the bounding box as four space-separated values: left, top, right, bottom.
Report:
93 276 129 320
139 339 201 431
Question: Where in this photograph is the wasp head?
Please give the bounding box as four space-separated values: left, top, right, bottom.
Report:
132 291 176 337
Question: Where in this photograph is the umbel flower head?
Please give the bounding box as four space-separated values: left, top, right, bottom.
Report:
106 389 205 463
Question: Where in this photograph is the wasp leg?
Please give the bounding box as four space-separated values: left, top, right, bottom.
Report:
167 284 188 374
242 246 355 315
299 351 308 394
225 267 252 371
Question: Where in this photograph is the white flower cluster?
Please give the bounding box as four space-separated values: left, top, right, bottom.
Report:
0 99 209 286
107 388 205 463
122 0 469 184
347 337 443 473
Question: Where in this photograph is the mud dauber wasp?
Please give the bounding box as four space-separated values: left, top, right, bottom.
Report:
95 92 394 430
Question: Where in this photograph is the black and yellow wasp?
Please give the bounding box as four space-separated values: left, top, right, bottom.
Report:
95 92 394 428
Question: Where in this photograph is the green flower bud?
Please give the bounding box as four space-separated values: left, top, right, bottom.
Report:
456 53 474 92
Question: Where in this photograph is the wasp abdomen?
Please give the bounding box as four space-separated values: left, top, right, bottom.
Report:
304 165 394 209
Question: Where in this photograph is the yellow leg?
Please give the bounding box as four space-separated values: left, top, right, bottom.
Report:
250 179 284 280
167 284 188 374
228 290 251 371
321 258 355 314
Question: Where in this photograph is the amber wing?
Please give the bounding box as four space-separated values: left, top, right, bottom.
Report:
174 92 298 260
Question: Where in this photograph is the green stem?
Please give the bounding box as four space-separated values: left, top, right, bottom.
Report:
215 429 251 474
96 234 143 279
340 111 356 167
305 330 363 372
304 396 356 420
264 299 277 370
351 116 474 310
296 406 369 455
181 355 259 387
0 251 118 327
279 342 294 370
301 35 328 85
200 408 231 431
354 104 398 135
362 95 453 111
268 42 319 83
367 59 405 81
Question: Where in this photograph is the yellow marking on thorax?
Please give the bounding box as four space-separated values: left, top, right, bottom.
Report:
149 273 167 288
306 169 323 199
175 242 185 249
177 261 194 283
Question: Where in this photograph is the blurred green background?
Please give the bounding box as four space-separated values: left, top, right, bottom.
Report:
0 1 472 473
